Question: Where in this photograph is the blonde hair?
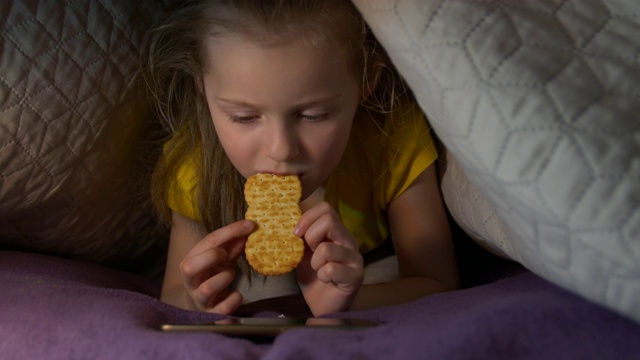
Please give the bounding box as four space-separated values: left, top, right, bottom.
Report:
142 0 407 233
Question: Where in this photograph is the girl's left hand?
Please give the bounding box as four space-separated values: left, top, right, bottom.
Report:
294 202 364 316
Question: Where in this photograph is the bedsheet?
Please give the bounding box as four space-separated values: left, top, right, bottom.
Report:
1 250 637 360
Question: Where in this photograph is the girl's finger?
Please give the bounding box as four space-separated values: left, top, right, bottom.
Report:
310 242 363 272
316 262 363 288
181 247 228 289
295 202 333 235
193 267 236 308
208 290 243 315
190 220 254 254
303 214 358 251
224 233 249 261
297 203 353 248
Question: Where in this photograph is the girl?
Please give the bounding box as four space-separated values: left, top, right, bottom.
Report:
143 0 458 316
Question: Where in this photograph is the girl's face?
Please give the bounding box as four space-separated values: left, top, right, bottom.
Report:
201 33 361 200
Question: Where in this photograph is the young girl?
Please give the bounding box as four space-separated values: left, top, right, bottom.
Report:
143 0 458 316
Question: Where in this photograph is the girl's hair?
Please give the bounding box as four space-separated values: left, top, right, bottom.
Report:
142 0 407 233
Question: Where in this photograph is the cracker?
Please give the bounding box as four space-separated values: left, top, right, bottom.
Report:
244 173 304 276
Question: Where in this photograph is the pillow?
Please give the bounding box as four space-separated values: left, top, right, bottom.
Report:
0 1 173 270
440 150 512 260
353 0 640 323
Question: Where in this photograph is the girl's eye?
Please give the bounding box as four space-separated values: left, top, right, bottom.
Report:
229 114 259 124
299 113 329 122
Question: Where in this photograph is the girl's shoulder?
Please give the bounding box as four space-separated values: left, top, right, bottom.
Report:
353 99 436 160
350 99 438 203
162 137 201 221
324 99 439 252
354 99 431 143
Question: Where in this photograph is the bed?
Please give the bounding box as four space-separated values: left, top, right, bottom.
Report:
1 1 638 359
1 248 637 359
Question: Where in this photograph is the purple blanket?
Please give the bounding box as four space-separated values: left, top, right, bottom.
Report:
1 250 638 359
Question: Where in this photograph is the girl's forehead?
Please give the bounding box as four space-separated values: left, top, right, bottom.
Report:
198 6 364 75
213 30 338 50
201 31 358 98
218 36 347 65
203 30 353 70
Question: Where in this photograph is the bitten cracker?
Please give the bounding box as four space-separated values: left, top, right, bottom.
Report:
244 173 304 276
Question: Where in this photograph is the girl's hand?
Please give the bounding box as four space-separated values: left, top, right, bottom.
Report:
178 219 253 314
294 202 364 316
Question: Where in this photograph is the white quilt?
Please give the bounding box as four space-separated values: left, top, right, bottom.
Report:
352 0 640 323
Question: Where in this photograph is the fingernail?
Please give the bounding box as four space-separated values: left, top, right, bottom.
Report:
293 226 301 237
243 220 254 229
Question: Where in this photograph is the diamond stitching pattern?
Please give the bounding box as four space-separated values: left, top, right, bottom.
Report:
354 0 640 323
0 1 172 267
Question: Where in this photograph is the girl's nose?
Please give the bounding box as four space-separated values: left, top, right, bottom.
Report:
264 121 300 162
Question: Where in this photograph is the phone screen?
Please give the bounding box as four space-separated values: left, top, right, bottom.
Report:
160 317 380 337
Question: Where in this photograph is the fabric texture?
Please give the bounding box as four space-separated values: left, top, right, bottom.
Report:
441 150 513 260
0 1 173 269
352 0 640 323
1 249 638 360
166 102 438 253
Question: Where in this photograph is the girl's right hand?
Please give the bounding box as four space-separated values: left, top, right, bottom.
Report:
178 219 254 314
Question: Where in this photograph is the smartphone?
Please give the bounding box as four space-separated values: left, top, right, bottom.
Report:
160 317 380 337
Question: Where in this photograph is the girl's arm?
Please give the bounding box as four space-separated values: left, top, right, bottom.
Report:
161 211 251 313
161 211 205 308
350 163 459 310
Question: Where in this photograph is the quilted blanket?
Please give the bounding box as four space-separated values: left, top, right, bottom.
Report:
1 249 638 360
352 0 640 324
0 0 171 272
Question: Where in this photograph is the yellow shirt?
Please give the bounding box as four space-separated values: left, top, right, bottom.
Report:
167 102 438 254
